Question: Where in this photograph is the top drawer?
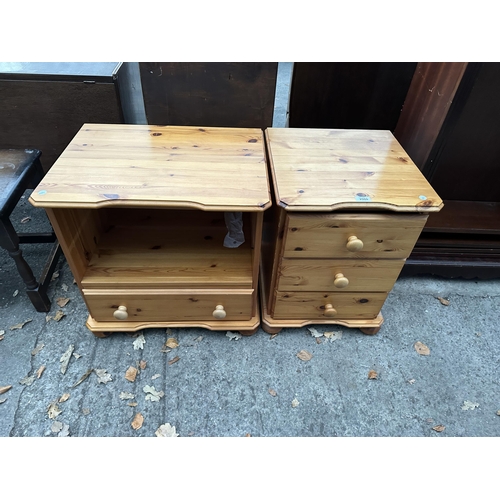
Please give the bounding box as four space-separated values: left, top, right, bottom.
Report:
283 213 428 259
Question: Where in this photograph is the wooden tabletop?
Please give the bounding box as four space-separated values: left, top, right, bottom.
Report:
266 128 443 212
30 124 271 211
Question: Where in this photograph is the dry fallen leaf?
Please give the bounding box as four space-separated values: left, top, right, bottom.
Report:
291 398 300 408
165 338 179 349
62 283 69 292
432 425 445 432
59 393 70 403
119 392 135 400
461 401 479 411
139 360 147 370
9 319 32 330
19 375 35 386
31 343 45 356
72 368 93 388
168 356 180 365
57 423 70 437
0 334 4 341
0 386 13 395
151 374 160 380
73 353 82 359
53 310 66 322
56 297 70 307
95 369 112 384
297 350 313 361
36 366 46 379
60 345 75 374
133 334 146 350
368 370 378 380
128 402 138 407
143 385 164 402
155 423 179 437
316 338 322 344
13 290 19 297
408 379 416 385
125 366 138 382
324 331 343 342
131 413 144 430
308 327 323 338
47 401 62 419
268 388 277 397
269 334 278 340
414 341 430 356
437 297 450 306
51 421 63 433
226 332 242 341
20 216 31 224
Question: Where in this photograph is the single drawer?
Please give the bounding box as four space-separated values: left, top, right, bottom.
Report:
272 291 387 320
83 288 254 322
277 258 405 292
283 213 427 259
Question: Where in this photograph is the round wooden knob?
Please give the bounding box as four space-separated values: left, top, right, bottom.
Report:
346 235 364 252
113 305 128 320
324 303 337 317
334 273 349 288
212 305 227 319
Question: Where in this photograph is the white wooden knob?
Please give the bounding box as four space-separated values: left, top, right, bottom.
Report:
334 272 349 288
346 235 364 252
324 303 337 317
113 305 128 320
212 304 226 319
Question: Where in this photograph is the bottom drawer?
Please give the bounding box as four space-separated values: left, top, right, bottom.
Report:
83 289 254 322
272 291 387 320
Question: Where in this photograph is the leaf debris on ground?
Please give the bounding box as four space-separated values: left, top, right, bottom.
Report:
414 341 430 356
95 369 112 384
291 398 300 408
133 334 146 350
56 297 70 307
165 338 179 349
119 392 135 400
125 366 138 382
128 402 138 407
151 374 160 380
226 332 242 341
461 401 479 411
269 334 278 340
143 385 164 402
51 271 59 281
131 413 144 430
437 297 450 306
139 360 147 370
72 368 93 388
155 423 179 437
368 370 378 380
20 216 31 224
0 398 7 404
51 421 63 434
31 343 45 356
60 345 75 374
0 386 12 395
268 388 277 397
47 401 62 419
19 375 35 386
62 284 69 292
297 350 313 361
324 331 343 342
57 423 70 437
168 356 180 365
432 425 445 432
59 393 70 403
13 290 19 297
308 327 323 338
408 379 416 384
82 408 90 415
9 319 32 330
36 366 46 379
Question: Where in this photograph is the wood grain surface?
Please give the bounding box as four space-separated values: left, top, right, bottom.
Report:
266 128 443 212
30 124 271 211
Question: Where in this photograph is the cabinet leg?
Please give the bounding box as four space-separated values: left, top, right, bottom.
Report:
360 326 381 336
239 326 259 336
92 331 111 338
261 323 282 335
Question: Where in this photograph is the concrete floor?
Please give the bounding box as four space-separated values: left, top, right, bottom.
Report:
1 63 499 440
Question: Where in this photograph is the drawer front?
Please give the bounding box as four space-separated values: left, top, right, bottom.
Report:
273 291 387 320
283 213 427 259
83 289 254 322
277 258 405 292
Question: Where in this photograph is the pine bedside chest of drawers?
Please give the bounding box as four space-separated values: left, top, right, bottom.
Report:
261 128 443 335
29 124 271 337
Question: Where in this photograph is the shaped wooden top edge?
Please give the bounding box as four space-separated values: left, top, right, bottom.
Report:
278 201 444 213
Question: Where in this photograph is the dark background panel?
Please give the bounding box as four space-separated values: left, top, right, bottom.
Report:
139 62 278 128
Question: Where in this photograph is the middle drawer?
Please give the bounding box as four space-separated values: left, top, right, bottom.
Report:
277 258 405 292
83 289 254 322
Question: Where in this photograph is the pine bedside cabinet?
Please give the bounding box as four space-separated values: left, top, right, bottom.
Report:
261 128 443 335
29 124 271 337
